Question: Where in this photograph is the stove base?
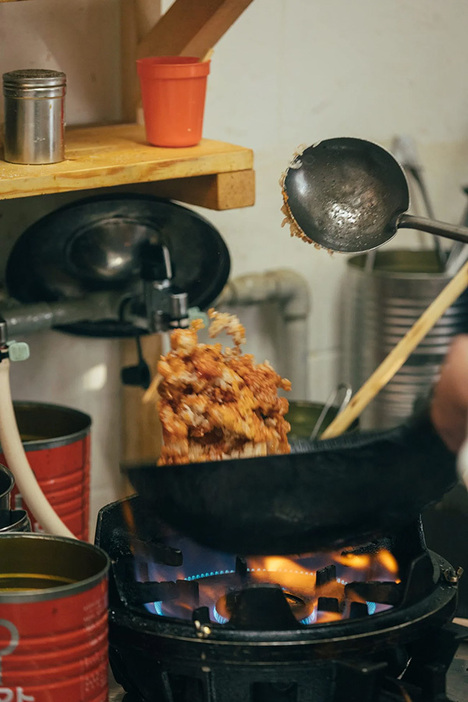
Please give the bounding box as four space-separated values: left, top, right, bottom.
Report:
97 498 467 702
108 623 468 702
110 636 468 702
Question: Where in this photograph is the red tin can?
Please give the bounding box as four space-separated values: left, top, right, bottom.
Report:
0 533 109 702
0 402 91 540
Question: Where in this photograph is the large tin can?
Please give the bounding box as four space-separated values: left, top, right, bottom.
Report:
0 533 109 702
0 402 91 540
342 250 468 429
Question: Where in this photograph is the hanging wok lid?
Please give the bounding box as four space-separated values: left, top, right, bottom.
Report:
6 193 231 337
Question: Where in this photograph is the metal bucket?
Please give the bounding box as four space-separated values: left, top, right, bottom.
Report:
286 400 358 441
0 533 109 701
342 250 468 429
0 402 91 539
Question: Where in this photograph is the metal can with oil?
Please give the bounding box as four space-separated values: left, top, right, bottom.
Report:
0 533 109 701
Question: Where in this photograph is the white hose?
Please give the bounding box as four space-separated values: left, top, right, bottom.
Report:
0 359 75 539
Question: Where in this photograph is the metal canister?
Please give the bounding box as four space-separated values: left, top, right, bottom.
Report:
0 533 109 702
342 250 468 429
0 402 91 540
2 68 66 164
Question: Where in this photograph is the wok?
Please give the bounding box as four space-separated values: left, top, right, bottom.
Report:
126 410 457 555
282 137 468 253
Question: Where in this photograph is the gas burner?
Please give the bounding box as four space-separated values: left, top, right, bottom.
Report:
132 547 397 628
96 496 468 702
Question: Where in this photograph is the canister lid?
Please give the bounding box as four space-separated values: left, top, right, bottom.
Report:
3 69 66 98
3 68 66 88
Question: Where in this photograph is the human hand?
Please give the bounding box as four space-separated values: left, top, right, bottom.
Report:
430 334 468 453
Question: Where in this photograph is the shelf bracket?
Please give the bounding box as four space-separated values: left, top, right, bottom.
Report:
149 169 256 210
121 0 254 121
137 0 254 59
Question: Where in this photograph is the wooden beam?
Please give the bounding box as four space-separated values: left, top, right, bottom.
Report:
137 0 254 59
149 169 255 210
120 0 162 122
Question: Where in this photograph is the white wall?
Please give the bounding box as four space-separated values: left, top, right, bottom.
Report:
1 0 468 532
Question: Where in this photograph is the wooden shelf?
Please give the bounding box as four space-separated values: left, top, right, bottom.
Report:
0 123 255 210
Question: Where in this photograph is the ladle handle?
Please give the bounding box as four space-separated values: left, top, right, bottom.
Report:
321 260 468 439
399 213 468 245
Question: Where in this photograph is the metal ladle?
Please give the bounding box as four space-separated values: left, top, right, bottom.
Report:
282 137 468 253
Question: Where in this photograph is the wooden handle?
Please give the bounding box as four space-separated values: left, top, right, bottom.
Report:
321 260 468 439
120 334 163 463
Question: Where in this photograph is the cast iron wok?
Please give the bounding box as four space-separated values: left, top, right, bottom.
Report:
282 137 468 253
126 410 457 555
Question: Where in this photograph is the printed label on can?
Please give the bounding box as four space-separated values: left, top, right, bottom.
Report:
0 688 35 702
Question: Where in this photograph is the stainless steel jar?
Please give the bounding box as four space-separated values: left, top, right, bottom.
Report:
3 68 66 164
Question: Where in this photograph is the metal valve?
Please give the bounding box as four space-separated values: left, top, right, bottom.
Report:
0 319 30 362
126 241 190 334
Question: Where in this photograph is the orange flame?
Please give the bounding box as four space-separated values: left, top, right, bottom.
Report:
375 549 399 576
333 552 372 570
317 611 342 623
247 556 317 593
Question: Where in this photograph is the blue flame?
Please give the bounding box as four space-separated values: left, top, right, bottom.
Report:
185 569 235 581
300 610 317 625
212 606 229 624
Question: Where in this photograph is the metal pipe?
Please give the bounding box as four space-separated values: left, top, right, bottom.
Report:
0 291 125 337
0 270 311 398
216 269 310 398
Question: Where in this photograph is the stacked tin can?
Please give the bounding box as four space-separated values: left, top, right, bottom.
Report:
0 402 91 541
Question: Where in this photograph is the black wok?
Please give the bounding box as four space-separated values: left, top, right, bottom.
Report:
126 410 457 555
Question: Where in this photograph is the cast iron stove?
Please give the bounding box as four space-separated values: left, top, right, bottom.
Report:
96 496 468 702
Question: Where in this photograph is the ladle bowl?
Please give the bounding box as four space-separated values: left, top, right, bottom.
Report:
282 137 468 253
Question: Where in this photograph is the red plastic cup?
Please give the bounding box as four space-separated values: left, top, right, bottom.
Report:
136 56 210 147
